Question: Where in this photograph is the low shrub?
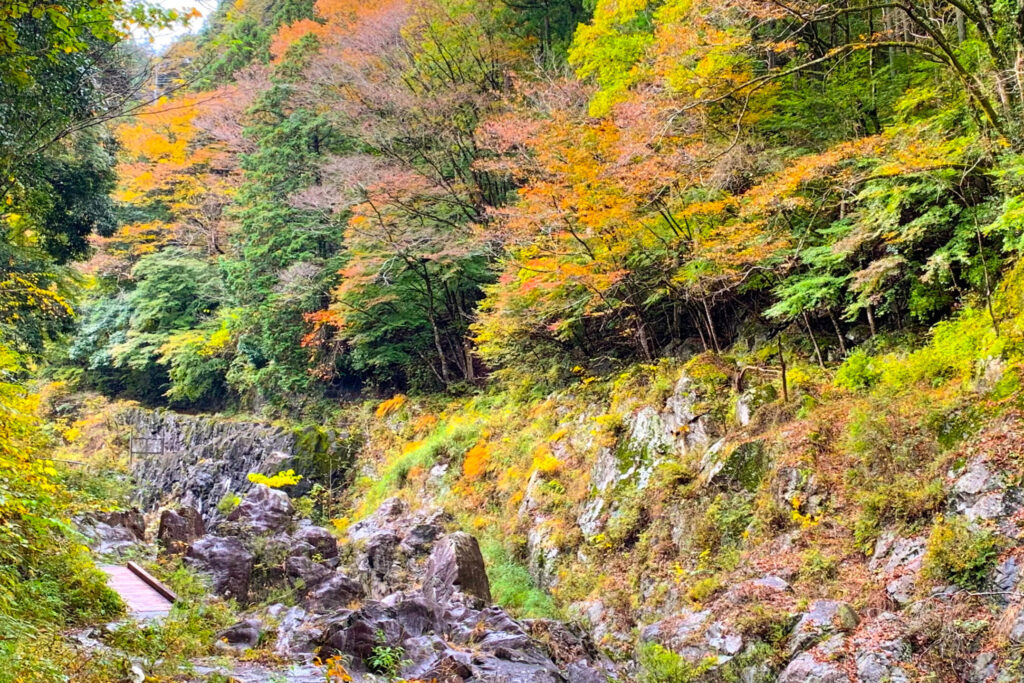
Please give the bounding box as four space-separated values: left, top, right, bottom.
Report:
923 517 1002 591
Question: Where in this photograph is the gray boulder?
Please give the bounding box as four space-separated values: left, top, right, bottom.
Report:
185 535 253 601
306 572 364 612
292 524 338 560
423 532 491 607
215 619 261 650
227 484 294 533
789 600 859 655
778 636 848 683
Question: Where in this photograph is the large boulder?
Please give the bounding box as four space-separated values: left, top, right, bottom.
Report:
360 530 400 597
423 532 491 607
227 484 294 533
778 636 848 683
306 572 364 612
215 619 261 650
95 509 146 540
186 535 253 601
286 555 333 590
292 524 339 560
318 599 432 665
81 508 146 555
158 506 205 555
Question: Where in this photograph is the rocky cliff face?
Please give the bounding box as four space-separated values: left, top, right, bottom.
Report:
122 408 358 520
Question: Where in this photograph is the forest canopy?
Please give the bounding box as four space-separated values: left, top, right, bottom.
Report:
48 0 1024 412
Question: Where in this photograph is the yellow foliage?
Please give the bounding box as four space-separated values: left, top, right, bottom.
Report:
531 443 562 474
401 439 424 455
247 469 303 488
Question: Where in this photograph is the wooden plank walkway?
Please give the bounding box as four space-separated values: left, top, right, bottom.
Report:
100 563 175 619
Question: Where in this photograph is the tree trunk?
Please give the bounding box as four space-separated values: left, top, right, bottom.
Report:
803 311 825 369
778 337 789 403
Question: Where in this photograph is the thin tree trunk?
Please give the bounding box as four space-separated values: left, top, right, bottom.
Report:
702 298 721 353
778 337 789 403
828 309 848 356
803 311 825 369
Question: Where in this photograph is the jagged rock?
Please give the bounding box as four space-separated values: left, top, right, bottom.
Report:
292 524 338 560
126 408 356 516
970 651 999 683
528 521 560 590
778 635 848 682
95 509 146 540
227 484 294 533
269 605 318 658
318 598 436 666
348 497 406 542
286 555 333 589
991 554 1020 604
306 572 363 612
360 530 400 596
641 609 740 664
524 619 602 669
870 534 926 606
772 466 826 518
158 506 204 555
578 371 718 541
216 619 261 650
446 605 562 679
402 522 444 554
185 535 253 601
423 532 491 607
851 613 910 683
789 600 859 655
401 635 474 681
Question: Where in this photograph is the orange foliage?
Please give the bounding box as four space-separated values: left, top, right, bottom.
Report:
375 394 407 417
462 440 490 479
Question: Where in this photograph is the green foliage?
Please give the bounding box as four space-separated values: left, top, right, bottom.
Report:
923 517 1002 591
70 249 227 405
637 642 716 683
692 493 753 555
217 492 242 516
366 630 410 678
834 350 882 392
853 476 945 552
481 539 559 618
799 548 839 584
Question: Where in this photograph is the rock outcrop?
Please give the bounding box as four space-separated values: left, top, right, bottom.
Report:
122 408 357 519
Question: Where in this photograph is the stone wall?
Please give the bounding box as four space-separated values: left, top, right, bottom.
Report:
121 408 358 520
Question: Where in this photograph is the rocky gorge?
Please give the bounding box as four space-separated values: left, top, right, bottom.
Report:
73 356 1024 682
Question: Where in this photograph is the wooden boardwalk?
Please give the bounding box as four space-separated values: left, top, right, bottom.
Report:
100 562 176 619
